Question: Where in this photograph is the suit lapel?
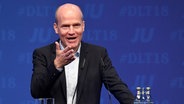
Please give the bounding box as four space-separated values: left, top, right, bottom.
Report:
77 42 89 102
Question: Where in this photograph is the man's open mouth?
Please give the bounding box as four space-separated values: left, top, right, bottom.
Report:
67 37 77 40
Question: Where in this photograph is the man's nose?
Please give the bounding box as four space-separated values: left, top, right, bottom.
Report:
68 26 75 34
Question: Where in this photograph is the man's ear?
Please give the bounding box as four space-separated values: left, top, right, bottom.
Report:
82 21 85 32
53 23 58 34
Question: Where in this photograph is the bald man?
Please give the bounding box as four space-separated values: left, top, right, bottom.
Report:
31 3 134 104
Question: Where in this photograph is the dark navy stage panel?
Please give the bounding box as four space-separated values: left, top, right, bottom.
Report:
0 0 184 104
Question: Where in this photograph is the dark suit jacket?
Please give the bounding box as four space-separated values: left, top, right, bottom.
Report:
31 41 134 104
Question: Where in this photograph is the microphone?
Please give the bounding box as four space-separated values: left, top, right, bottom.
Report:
101 58 112 104
81 58 86 69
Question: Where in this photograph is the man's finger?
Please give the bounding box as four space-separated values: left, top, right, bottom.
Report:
63 46 72 53
65 52 75 59
64 49 74 56
55 41 61 50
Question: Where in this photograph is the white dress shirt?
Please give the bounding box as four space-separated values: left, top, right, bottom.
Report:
59 41 80 104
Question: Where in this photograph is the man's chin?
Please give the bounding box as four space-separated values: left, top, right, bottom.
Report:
67 43 78 48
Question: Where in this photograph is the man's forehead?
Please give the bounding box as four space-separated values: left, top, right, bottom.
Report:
56 4 81 15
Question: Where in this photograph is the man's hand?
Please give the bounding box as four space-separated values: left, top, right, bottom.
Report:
54 41 75 69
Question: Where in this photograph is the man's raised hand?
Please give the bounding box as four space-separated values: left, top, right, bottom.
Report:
54 41 75 69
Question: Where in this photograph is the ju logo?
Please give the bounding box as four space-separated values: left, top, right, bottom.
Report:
170 29 184 41
131 27 155 43
29 27 53 43
83 3 104 19
170 77 184 89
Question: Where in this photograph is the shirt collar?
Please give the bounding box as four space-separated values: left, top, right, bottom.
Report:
59 40 81 57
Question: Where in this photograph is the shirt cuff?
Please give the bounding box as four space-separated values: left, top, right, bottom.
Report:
56 67 64 72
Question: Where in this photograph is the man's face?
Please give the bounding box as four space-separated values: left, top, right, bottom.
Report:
54 10 85 51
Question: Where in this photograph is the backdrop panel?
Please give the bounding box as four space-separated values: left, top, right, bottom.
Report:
0 0 184 104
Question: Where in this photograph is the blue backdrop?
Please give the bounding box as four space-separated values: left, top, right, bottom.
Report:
0 0 184 104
